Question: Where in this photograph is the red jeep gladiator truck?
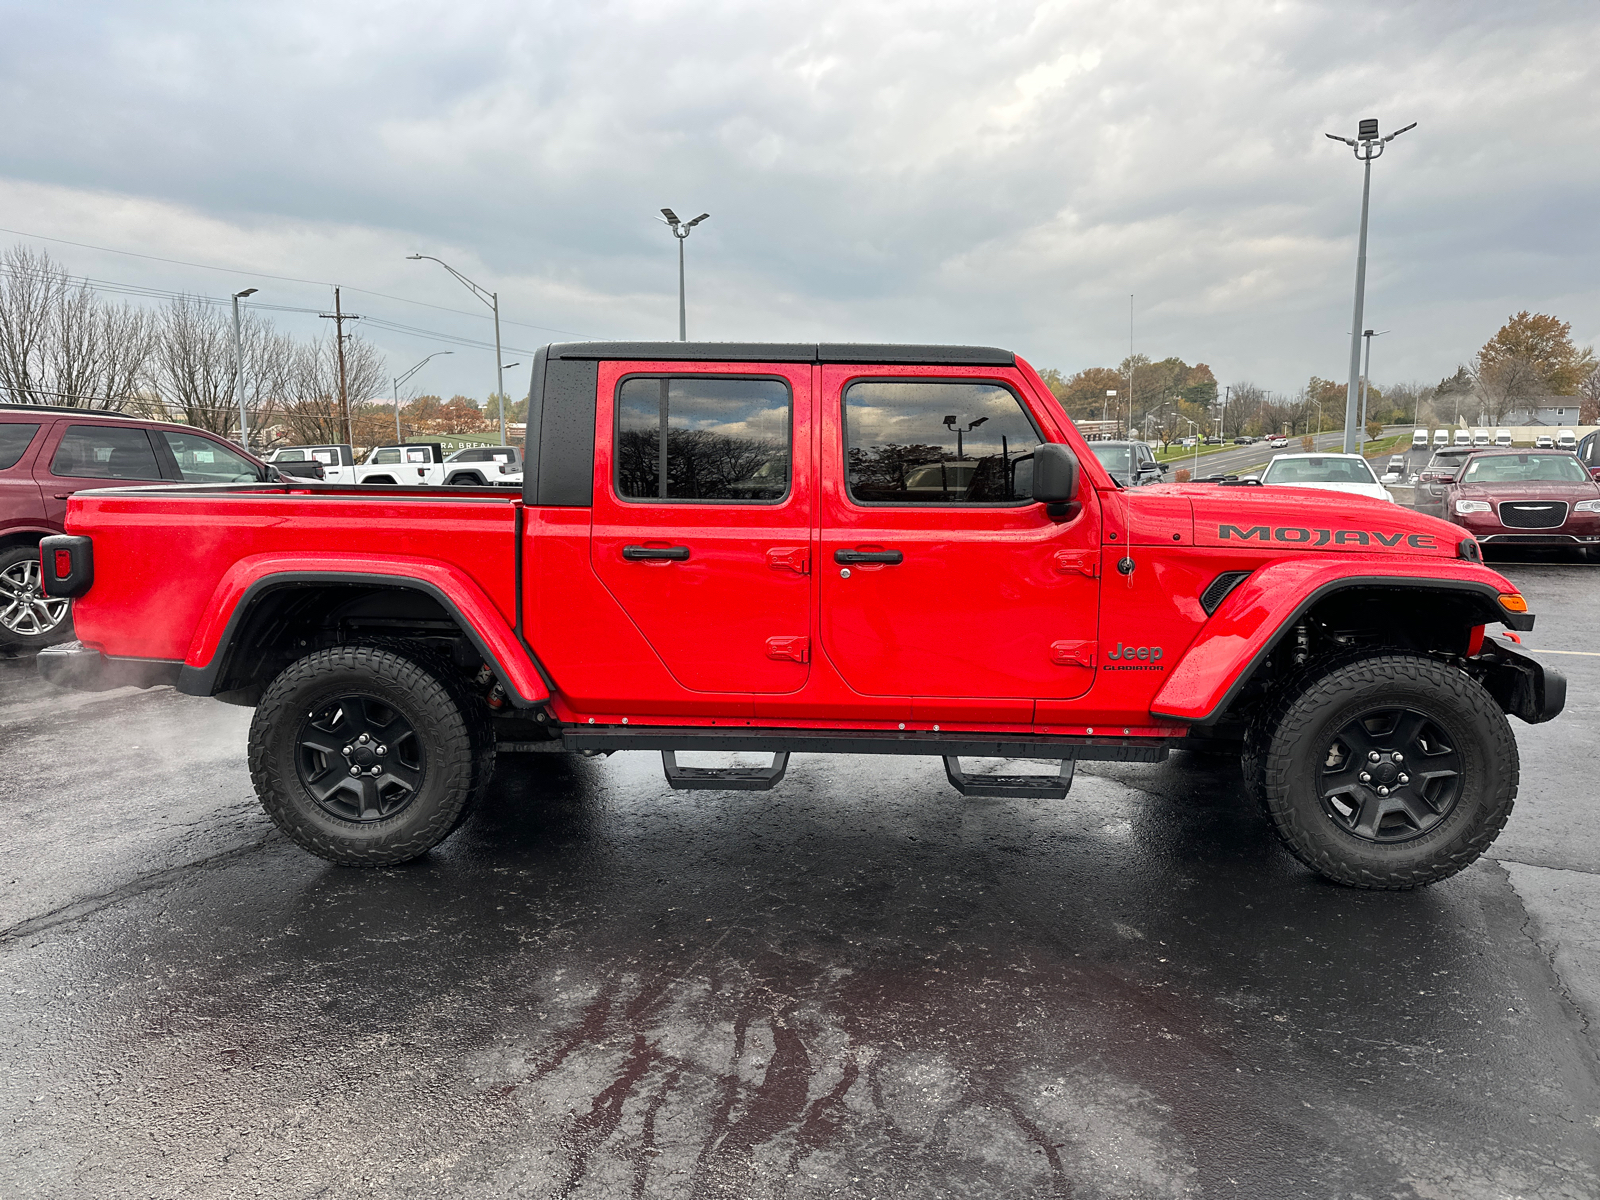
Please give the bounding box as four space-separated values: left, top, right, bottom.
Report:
36 342 1563 889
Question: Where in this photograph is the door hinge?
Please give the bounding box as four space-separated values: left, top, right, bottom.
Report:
1054 550 1099 577
1050 639 1095 668
766 546 810 574
766 636 810 663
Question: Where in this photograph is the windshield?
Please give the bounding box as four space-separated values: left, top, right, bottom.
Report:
1462 454 1589 484
1088 445 1134 477
1262 457 1378 486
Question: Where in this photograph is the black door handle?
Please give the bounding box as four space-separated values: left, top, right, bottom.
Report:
834 549 903 565
623 545 690 562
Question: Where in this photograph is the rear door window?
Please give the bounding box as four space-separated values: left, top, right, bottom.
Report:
843 380 1042 504
0 423 40 470
160 432 263 483
616 376 791 502
50 425 163 480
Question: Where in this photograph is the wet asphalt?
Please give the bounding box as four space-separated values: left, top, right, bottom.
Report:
2 562 1598 1199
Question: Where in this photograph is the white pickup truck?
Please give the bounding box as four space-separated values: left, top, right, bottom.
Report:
441 445 524 487
356 443 448 486
262 444 357 484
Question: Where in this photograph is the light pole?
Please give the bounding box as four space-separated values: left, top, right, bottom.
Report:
1359 328 1389 446
659 209 710 341
1183 417 1201 476
1327 118 1414 454
943 415 988 460
407 254 508 445
231 287 257 450
391 352 453 445
1103 389 1116 423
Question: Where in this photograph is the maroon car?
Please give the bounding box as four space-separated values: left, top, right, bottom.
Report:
1444 448 1600 559
1 403 272 652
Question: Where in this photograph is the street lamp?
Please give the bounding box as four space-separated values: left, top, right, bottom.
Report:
391 352 453 445
1182 417 1201 476
231 288 257 451
659 209 709 341
1103 389 1116 423
1327 117 1415 454
407 254 508 445
943 414 988 460
1359 328 1389 446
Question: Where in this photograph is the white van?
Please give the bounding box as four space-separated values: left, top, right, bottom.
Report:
1411 429 1430 450
1494 429 1512 448
1453 429 1472 447
1472 428 1491 447
1433 429 1449 448
1557 429 1577 451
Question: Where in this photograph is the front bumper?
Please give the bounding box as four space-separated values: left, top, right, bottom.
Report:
37 640 182 693
1474 637 1566 724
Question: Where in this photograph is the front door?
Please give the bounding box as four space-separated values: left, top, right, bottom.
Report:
818 366 1101 708
590 361 813 694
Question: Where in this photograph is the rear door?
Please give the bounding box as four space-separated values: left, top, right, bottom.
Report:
589 361 813 694
0 419 49 537
818 366 1101 714
35 421 166 526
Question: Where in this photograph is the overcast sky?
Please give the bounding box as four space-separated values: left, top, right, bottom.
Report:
2 0 1596 403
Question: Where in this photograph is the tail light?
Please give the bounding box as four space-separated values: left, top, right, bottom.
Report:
40 535 94 599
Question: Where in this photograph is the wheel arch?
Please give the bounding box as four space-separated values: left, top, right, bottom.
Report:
178 568 551 707
0 528 55 555
1153 573 1527 726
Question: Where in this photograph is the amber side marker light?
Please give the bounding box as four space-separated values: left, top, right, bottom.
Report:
1498 593 1529 613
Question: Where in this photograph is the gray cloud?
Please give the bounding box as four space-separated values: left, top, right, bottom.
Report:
1 0 1596 401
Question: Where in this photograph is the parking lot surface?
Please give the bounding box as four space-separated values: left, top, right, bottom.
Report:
2 563 1598 1199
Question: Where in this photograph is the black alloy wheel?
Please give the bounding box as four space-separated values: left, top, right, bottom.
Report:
1247 653 1516 889
1318 707 1461 843
297 694 426 822
248 644 493 866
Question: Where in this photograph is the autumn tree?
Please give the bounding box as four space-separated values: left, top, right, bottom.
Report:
438 394 485 434
1476 311 1596 396
483 392 529 426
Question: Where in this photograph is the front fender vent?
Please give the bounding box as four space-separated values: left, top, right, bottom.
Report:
1200 570 1252 615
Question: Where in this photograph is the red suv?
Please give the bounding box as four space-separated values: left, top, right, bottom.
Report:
0 404 270 652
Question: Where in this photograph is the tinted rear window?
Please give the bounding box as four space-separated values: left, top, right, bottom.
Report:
50 425 163 480
0 422 40 470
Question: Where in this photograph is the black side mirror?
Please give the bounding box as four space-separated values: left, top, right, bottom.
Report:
264 465 282 483
1033 443 1081 519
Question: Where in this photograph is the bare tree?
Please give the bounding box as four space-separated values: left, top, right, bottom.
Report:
143 296 296 438
1578 365 1600 425
0 245 152 408
1472 354 1542 424
279 334 387 448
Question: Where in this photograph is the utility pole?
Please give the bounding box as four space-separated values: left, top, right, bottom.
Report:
1327 118 1414 454
319 287 361 447
230 287 257 450
1127 294 1135 439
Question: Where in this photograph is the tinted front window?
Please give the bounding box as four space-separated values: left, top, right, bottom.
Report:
617 376 791 502
371 448 400 464
162 432 261 483
1462 454 1589 484
0 422 40 470
843 381 1042 504
1090 445 1134 478
50 425 162 480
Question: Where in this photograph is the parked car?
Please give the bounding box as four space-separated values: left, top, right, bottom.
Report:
37 337 1561 892
1453 430 1473 447
264 444 356 484
1258 452 1393 502
1380 454 1408 484
1202 435 1223 446
443 445 524 487
1179 436 1197 448
1535 435 1555 449
1472 429 1491 448
1494 429 1512 448
1232 435 1253 445
1443 449 1600 559
1085 440 1166 487
355 443 447 486
1411 429 1430 450
1577 431 1600 480
1556 429 1577 451
1432 429 1449 448
0 402 272 651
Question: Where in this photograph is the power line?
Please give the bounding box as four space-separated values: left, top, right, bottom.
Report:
0 224 595 338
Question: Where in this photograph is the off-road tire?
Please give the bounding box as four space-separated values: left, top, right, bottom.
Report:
0 545 75 653
1248 653 1517 890
248 645 486 866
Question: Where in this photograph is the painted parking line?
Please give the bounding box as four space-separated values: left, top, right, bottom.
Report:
1505 647 1600 657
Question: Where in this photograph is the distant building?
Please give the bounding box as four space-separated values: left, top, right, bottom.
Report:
1486 397 1584 426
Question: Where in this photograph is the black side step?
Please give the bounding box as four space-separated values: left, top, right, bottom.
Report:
661 751 790 791
943 756 1075 799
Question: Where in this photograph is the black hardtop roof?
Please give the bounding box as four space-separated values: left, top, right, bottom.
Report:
0 401 138 419
547 341 1016 366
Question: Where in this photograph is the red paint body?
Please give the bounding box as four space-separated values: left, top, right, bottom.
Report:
61 351 1527 737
